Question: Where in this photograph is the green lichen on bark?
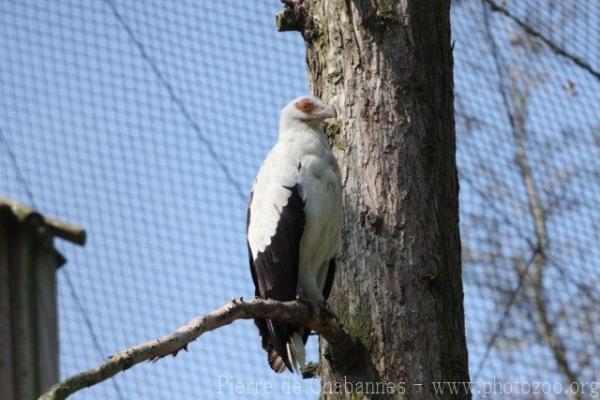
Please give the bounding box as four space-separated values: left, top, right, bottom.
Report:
376 2 400 29
335 292 375 351
325 123 348 150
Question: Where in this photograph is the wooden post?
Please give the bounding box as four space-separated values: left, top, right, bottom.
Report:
0 223 15 400
0 197 85 399
10 224 38 400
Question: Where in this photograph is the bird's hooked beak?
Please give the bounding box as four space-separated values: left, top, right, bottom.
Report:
317 104 337 120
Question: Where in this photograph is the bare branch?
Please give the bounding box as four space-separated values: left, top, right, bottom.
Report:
39 298 356 400
482 0 600 81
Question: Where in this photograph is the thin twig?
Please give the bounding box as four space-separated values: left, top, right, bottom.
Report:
482 0 600 80
39 298 354 400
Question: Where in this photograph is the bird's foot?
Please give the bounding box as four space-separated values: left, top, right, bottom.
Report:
295 289 318 314
295 288 311 302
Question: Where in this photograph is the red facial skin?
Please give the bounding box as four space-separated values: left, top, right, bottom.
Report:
295 98 315 114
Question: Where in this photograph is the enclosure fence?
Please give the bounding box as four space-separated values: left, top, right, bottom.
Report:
1 0 598 398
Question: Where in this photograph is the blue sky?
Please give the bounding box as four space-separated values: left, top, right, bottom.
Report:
1 1 599 399
1 1 313 398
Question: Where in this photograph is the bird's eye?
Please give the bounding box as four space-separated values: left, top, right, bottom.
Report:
295 99 315 113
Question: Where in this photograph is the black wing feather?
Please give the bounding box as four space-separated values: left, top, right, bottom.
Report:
322 258 336 301
247 185 305 372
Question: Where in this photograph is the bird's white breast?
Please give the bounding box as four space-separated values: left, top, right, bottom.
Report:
298 152 342 262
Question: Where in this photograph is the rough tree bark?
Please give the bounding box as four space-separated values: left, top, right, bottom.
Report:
278 1 470 398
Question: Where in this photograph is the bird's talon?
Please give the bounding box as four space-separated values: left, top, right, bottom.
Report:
295 288 312 303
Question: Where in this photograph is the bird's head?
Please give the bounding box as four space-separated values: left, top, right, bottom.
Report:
281 96 337 126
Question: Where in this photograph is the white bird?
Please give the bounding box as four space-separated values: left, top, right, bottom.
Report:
247 96 342 373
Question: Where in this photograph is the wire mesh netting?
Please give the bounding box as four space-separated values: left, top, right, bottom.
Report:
455 1 600 396
1 0 598 399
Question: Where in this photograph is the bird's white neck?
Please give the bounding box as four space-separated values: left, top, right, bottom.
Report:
278 116 327 146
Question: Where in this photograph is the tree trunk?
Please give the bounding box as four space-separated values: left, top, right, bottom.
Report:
279 0 470 398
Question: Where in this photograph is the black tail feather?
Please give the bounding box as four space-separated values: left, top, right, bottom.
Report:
254 317 295 373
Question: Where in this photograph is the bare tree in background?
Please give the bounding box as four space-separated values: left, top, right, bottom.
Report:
460 2 600 398
278 1 470 398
